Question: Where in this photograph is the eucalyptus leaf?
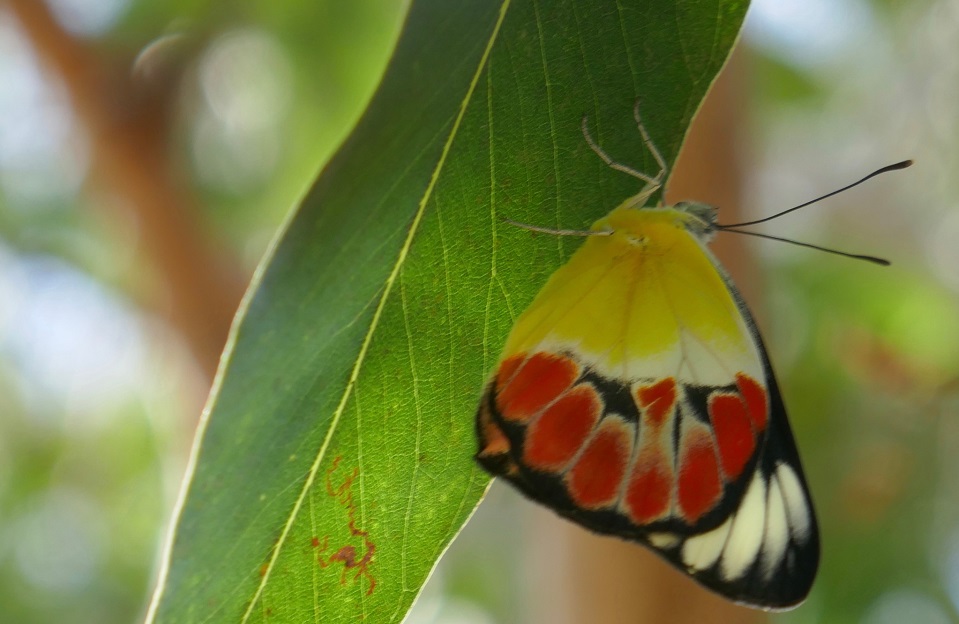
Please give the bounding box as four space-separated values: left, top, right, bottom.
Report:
147 0 748 621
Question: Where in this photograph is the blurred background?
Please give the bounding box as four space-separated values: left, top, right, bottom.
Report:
0 0 956 623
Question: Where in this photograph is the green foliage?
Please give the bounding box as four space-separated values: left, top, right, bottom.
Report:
148 0 747 621
0 3 405 622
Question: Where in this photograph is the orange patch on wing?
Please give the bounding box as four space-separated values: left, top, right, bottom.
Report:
623 378 679 524
524 384 602 471
476 402 511 459
736 373 768 430
625 453 672 523
677 427 722 523
710 392 756 480
496 353 580 423
635 377 677 425
567 418 632 509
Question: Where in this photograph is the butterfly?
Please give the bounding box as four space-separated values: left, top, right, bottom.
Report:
475 103 822 610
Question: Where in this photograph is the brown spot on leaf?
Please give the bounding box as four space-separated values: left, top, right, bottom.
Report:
317 456 376 596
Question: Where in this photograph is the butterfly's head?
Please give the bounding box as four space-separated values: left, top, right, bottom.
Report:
674 201 719 241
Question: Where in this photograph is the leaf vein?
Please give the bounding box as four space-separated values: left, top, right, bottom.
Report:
237 1 515 620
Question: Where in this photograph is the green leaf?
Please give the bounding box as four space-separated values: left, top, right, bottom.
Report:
147 0 748 621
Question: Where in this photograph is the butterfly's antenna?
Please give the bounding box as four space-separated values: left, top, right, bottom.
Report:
581 115 663 188
714 160 911 266
717 226 890 266
720 160 913 228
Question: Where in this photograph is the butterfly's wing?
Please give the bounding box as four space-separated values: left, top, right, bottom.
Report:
476 207 819 610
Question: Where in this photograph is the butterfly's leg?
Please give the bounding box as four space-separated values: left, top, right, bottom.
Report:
632 100 667 185
581 115 662 189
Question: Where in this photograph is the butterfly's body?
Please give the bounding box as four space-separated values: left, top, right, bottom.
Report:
475 111 822 610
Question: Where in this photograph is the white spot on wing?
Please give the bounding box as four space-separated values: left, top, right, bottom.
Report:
675 331 757 387
575 330 763 387
647 532 680 549
761 477 789 580
775 463 811 542
682 517 732 571
621 350 677 381
720 471 767 580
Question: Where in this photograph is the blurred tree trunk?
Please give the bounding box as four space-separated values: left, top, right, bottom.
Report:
527 46 769 624
9 0 244 385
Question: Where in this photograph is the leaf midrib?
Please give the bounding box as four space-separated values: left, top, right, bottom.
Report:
238 2 515 620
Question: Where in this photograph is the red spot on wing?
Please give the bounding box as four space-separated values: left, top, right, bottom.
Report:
495 355 524 388
567 418 632 509
623 378 679 524
636 378 677 425
736 373 768 430
677 427 722 523
524 384 602 471
496 353 580 423
710 393 756 480
625 453 672 523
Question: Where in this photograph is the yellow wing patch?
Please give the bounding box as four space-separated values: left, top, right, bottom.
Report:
502 205 759 385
